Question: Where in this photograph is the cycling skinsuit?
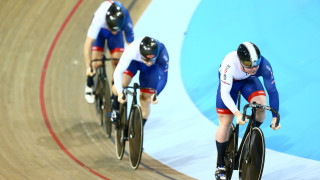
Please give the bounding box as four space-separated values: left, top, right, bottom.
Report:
216 51 279 117
87 1 134 54
113 37 169 95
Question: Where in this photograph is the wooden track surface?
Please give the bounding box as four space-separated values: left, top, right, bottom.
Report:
0 0 194 179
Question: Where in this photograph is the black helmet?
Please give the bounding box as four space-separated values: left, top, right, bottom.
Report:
237 42 261 68
140 36 159 61
106 3 125 31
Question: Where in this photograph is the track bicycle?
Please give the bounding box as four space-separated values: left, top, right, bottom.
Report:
224 92 280 180
90 55 119 137
114 83 157 169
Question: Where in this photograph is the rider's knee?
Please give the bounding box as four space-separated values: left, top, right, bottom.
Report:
140 92 151 102
250 95 266 105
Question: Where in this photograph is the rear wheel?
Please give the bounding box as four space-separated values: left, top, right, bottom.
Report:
128 105 143 169
224 123 236 180
239 127 265 180
101 74 112 137
115 102 127 160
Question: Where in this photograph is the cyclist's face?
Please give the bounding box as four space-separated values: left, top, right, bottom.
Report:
244 65 259 75
110 30 119 35
142 57 155 67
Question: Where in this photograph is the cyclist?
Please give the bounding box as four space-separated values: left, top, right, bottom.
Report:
84 1 134 103
215 42 281 180
111 36 169 127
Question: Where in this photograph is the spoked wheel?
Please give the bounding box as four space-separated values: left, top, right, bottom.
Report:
101 75 112 137
224 123 236 180
128 105 143 169
239 127 265 180
115 102 127 160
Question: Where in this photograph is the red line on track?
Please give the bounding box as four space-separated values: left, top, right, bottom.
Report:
39 1 109 179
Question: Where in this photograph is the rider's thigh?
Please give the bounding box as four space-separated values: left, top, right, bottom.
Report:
111 52 122 70
250 95 266 105
217 113 234 126
92 51 103 69
139 92 152 102
250 95 267 122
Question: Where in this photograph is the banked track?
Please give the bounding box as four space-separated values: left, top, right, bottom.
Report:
0 0 194 179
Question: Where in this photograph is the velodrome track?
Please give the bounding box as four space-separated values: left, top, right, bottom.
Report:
2 0 320 180
0 0 193 179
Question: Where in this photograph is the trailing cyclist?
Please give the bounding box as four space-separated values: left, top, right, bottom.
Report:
215 42 281 180
111 36 169 128
84 1 134 103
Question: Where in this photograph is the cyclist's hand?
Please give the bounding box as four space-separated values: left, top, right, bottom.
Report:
118 92 127 104
271 117 281 130
234 110 247 125
151 93 159 104
86 67 96 76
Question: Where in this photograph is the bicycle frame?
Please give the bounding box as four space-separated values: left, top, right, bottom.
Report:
233 92 280 169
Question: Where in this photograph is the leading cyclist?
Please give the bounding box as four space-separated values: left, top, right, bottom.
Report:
215 42 281 180
84 1 134 103
111 36 169 127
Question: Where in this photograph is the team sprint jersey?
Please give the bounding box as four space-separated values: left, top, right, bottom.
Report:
113 37 169 95
87 1 134 43
219 51 279 117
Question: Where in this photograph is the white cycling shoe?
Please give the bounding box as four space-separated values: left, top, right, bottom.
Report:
85 85 95 104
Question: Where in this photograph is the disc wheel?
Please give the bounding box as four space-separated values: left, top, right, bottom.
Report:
128 105 143 169
115 102 127 160
239 127 265 180
224 123 236 180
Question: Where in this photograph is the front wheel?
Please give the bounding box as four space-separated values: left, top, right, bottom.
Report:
224 123 236 180
239 127 265 180
128 105 143 170
115 102 127 160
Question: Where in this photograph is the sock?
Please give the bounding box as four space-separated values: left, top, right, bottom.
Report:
142 119 147 127
254 121 263 127
216 141 228 167
87 76 94 87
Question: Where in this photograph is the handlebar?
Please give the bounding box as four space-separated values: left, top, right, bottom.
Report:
89 55 119 73
122 83 157 102
242 102 280 128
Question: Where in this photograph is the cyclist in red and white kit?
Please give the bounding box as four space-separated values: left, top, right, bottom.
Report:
111 36 169 127
84 1 134 103
215 42 281 180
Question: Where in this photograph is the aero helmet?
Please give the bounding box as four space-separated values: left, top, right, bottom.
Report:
140 36 159 62
237 42 261 68
106 3 125 31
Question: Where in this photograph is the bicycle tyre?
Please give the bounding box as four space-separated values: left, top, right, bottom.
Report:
115 102 127 160
239 127 265 180
224 123 236 180
101 73 112 137
128 105 143 170
94 71 101 116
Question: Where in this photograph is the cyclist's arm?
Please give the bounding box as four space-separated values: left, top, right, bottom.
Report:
84 36 95 69
155 45 169 95
113 43 137 94
123 11 134 43
117 2 134 43
220 65 238 114
261 59 279 117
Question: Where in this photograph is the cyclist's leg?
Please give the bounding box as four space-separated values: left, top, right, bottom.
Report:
85 29 107 103
241 77 266 126
107 32 124 71
138 64 159 127
215 82 240 166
